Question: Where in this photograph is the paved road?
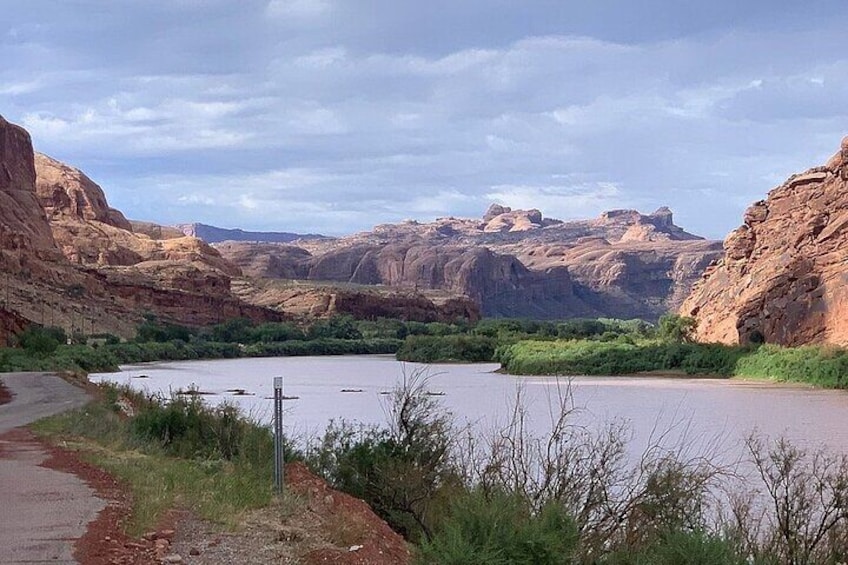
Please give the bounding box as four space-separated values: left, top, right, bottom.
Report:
0 373 105 564
0 372 91 433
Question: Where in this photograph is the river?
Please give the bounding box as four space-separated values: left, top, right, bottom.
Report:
90 355 848 463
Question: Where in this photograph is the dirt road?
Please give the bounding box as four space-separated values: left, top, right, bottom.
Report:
0 373 104 564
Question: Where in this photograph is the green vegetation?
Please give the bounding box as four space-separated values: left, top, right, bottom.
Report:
496 339 848 388
32 385 293 534
5 312 848 391
734 344 848 388
392 314 848 390
308 371 848 563
0 315 410 374
496 340 748 376
396 334 497 363
32 367 848 563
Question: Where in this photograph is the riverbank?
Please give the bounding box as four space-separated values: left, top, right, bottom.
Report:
31 382 410 564
493 340 848 389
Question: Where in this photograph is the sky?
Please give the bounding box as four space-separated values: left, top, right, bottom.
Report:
2 1 847 239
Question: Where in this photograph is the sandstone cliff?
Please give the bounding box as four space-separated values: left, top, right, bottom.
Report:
0 117 61 259
35 153 239 276
0 116 284 338
681 137 848 346
218 207 721 321
232 279 480 323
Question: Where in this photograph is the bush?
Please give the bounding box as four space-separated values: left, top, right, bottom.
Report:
603 530 746 565
418 489 578 565
307 315 363 340
17 326 64 355
130 392 279 464
657 314 697 344
309 371 459 542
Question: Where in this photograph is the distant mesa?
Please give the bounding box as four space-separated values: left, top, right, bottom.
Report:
177 223 328 244
216 201 722 321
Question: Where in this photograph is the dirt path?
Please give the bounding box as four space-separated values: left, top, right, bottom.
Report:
0 372 105 564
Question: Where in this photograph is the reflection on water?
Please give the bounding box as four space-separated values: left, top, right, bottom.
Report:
90 355 848 462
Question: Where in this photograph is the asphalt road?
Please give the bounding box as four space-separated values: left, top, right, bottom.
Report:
0 373 104 564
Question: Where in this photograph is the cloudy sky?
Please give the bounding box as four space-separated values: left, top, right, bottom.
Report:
2 1 847 238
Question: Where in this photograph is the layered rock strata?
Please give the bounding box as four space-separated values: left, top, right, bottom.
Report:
218 207 722 320
681 137 848 346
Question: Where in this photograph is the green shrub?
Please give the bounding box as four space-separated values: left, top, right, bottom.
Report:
17 326 63 355
307 315 363 340
129 392 283 465
603 530 746 565
309 371 459 542
657 314 697 343
418 489 578 565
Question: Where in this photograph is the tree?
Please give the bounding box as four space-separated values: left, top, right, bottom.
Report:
657 314 697 343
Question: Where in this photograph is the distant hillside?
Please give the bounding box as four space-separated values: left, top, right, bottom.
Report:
177 223 328 244
217 205 723 321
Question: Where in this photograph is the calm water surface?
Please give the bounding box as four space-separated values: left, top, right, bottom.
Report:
91 355 848 459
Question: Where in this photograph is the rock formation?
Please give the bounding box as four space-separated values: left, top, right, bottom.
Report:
34 153 239 276
681 137 848 346
217 206 722 320
0 115 285 339
233 278 480 323
0 117 61 259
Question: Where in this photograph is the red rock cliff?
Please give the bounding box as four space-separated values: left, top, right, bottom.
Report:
681 137 848 346
0 117 60 258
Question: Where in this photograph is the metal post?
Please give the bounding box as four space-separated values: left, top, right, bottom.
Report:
273 376 284 494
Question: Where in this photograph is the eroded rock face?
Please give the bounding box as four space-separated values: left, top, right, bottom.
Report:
682 137 848 346
0 116 281 339
218 205 721 320
0 118 60 257
33 153 240 277
35 153 132 230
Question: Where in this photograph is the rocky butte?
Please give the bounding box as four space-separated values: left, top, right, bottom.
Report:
216 204 723 321
682 136 848 346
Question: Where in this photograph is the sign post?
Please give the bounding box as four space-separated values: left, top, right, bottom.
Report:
273 376 284 494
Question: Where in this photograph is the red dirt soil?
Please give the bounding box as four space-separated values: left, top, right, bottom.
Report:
286 462 412 565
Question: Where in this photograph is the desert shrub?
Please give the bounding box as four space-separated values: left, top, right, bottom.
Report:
136 319 193 343
418 489 578 565
307 315 363 340
735 344 848 388
657 314 697 343
243 338 401 357
357 318 409 340
726 435 848 565
251 322 304 343
309 371 460 542
209 317 255 343
602 530 746 565
17 326 63 355
130 392 282 464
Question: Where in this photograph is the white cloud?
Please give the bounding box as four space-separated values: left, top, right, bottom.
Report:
4 3 848 238
266 0 330 19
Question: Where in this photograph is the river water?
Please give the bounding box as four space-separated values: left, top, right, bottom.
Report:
90 355 848 463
